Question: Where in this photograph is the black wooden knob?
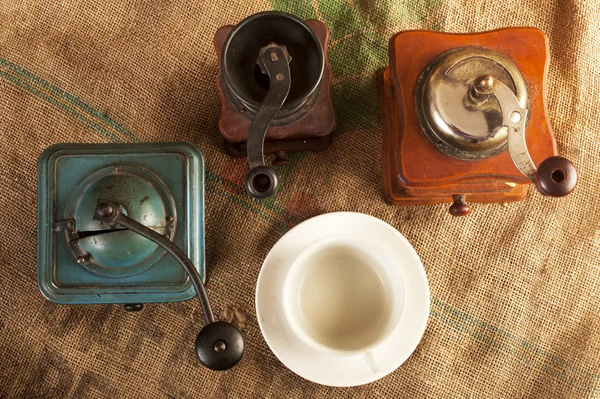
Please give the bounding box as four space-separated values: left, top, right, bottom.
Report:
246 166 278 199
535 156 577 197
123 304 144 312
195 322 244 371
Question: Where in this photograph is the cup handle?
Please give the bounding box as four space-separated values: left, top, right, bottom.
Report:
364 351 380 373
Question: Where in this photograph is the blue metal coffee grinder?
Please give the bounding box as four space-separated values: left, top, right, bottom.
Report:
37 142 244 370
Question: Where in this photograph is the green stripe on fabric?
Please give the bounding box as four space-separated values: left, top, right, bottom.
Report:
0 69 121 143
430 310 592 391
432 297 600 383
206 171 289 233
262 152 307 211
0 57 140 143
268 1 318 20
317 0 366 42
268 0 443 136
205 169 287 217
0 57 290 228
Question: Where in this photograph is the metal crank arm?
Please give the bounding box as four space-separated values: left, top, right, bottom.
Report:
245 43 292 199
93 200 244 371
473 75 577 197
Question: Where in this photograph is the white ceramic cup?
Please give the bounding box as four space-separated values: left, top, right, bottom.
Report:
282 235 406 372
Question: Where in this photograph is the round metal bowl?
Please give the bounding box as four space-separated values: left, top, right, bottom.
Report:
221 11 324 120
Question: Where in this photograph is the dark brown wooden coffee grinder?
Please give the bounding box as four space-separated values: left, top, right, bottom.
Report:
379 28 578 216
215 11 335 199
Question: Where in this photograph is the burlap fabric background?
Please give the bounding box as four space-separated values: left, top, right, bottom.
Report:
0 0 599 397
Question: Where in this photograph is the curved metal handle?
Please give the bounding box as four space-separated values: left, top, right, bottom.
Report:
473 75 578 197
93 200 244 370
245 43 292 199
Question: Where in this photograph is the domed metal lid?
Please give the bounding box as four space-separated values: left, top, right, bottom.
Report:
416 47 528 160
65 165 176 278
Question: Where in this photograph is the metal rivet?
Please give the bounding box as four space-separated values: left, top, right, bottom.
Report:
76 255 88 264
510 111 521 123
166 216 173 223
95 201 116 220
270 52 278 62
213 340 227 353
475 75 495 93
276 73 283 81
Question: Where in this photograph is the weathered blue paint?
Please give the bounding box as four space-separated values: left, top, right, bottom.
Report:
37 142 205 304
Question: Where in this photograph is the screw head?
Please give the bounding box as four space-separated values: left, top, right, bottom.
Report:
76 255 88 264
214 340 227 353
95 201 116 220
475 75 495 94
270 52 278 62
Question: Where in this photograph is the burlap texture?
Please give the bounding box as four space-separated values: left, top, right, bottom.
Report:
0 0 599 397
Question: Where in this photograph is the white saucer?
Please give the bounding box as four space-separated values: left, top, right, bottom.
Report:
255 212 430 387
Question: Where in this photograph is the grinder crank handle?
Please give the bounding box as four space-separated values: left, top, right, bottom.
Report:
93 200 244 371
474 75 578 197
245 43 292 199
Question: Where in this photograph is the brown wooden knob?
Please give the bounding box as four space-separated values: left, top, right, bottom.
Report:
535 156 577 197
272 151 289 166
449 194 471 216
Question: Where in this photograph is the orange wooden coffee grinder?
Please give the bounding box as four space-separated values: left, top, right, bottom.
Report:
379 28 577 216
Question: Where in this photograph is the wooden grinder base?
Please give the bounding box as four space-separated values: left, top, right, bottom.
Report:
214 20 336 162
379 28 558 210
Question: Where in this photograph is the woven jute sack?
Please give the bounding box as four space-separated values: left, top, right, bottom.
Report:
0 0 599 398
